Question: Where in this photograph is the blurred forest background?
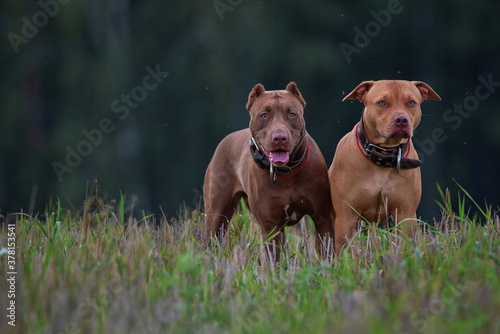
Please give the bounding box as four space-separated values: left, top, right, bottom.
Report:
1 0 499 222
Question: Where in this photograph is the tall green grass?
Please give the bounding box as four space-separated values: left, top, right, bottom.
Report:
1 187 499 334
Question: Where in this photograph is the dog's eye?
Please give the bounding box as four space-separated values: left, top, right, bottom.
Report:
289 112 296 118
260 112 268 119
408 100 417 106
378 100 387 106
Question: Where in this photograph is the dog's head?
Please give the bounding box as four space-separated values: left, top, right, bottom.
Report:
343 80 440 147
247 82 306 166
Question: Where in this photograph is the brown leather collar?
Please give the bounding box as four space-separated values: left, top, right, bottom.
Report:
356 112 421 173
250 133 309 183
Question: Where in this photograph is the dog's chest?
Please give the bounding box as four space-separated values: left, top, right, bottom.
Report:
283 202 302 225
361 171 406 219
278 191 314 225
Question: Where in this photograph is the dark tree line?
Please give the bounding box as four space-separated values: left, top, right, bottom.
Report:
1 0 500 221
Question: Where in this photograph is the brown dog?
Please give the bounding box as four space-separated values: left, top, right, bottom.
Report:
204 82 334 259
329 80 440 255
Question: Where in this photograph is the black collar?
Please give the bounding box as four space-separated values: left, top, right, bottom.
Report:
356 112 421 173
250 133 309 183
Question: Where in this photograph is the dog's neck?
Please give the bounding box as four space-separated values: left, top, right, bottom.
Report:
356 112 421 173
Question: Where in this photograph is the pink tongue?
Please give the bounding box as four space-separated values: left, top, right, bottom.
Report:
269 150 289 163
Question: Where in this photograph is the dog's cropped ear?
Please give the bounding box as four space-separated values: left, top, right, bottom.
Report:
286 82 306 107
342 81 375 103
246 84 266 110
412 81 441 101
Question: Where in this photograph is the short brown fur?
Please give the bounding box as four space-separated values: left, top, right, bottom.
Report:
204 82 334 260
330 80 440 255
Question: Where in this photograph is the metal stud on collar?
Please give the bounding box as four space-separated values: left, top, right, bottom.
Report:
250 137 259 150
270 163 277 184
396 147 402 174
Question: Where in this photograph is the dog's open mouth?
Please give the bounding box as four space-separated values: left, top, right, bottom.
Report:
269 149 290 165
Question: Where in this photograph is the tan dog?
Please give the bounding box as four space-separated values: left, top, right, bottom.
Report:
204 82 334 259
329 80 440 255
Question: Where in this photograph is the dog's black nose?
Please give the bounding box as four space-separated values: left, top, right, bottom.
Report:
394 115 409 127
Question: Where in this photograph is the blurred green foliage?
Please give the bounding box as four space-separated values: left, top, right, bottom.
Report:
1 0 499 220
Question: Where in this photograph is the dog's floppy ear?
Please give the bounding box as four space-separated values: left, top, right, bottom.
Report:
412 81 441 101
342 81 375 103
286 82 306 107
246 83 266 110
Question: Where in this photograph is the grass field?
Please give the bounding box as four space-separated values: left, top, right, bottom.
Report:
1 186 500 334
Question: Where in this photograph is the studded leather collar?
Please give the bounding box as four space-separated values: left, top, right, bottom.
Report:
356 112 421 173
